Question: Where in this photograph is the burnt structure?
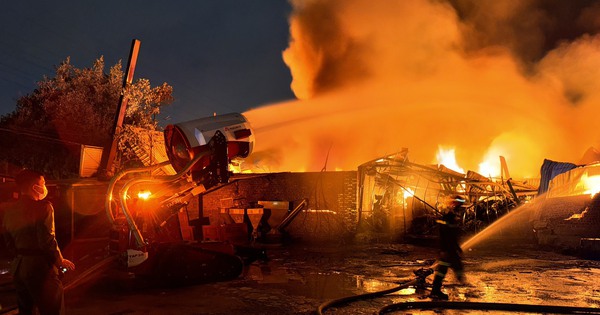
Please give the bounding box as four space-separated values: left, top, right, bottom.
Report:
532 161 600 255
356 151 538 242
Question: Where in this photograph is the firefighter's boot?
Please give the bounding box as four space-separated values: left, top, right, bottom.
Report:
429 275 448 300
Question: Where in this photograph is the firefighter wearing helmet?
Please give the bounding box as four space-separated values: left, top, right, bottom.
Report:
430 195 466 300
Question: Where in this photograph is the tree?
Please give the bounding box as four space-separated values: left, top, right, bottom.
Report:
0 57 173 179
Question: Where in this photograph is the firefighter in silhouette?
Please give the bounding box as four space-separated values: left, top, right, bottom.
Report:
430 195 465 300
3 170 75 315
371 194 388 232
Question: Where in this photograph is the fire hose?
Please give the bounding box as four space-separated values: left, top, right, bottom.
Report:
317 279 417 315
379 301 600 314
317 267 431 314
317 267 600 315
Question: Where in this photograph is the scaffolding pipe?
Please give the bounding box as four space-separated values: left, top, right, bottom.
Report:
276 198 309 232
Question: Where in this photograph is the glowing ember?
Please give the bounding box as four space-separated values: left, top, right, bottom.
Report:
403 187 415 200
565 208 588 220
397 187 415 205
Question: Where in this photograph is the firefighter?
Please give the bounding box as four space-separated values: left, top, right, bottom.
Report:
430 195 465 300
2 170 75 315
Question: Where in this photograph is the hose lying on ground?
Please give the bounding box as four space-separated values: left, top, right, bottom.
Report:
379 301 600 314
317 267 600 315
316 279 416 315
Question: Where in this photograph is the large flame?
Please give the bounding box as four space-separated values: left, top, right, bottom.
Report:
242 0 600 177
581 173 600 198
435 146 465 174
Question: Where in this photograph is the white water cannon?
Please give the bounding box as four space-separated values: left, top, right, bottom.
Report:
164 113 254 185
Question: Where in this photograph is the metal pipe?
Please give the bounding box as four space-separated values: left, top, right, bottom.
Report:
105 161 171 225
276 198 308 232
506 178 521 205
117 153 207 249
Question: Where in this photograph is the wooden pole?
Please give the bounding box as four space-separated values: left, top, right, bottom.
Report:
99 39 141 178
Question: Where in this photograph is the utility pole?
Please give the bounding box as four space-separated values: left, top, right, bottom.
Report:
99 39 141 179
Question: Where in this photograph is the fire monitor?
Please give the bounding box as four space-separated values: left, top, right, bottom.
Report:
164 113 254 186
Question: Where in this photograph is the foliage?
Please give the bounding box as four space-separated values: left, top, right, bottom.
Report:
0 57 173 179
117 78 173 167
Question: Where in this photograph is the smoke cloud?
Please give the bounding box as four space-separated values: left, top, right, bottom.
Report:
243 0 600 178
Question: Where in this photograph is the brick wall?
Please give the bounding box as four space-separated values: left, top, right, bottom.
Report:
532 195 600 250
199 171 358 243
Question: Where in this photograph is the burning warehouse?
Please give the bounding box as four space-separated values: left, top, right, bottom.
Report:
1 110 545 287
4 0 600 313
3 108 600 313
2 105 596 284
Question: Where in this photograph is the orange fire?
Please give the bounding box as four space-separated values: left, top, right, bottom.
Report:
581 173 600 198
242 0 600 178
435 146 465 174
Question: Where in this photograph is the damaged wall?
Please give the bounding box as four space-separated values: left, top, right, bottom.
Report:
200 171 357 243
532 162 600 251
532 195 600 251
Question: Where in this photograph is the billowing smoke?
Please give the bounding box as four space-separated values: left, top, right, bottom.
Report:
243 0 600 178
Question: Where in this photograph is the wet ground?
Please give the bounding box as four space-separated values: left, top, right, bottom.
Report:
2 240 600 315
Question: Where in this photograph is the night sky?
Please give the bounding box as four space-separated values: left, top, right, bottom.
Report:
0 0 295 125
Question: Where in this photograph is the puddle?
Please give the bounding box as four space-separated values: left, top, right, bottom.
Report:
247 261 406 299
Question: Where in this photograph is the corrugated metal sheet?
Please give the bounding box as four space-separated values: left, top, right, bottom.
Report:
547 163 600 198
537 159 577 195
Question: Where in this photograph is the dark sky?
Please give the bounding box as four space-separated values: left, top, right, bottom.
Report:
0 0 295 125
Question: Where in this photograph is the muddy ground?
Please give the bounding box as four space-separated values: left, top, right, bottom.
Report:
2 239 600 315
